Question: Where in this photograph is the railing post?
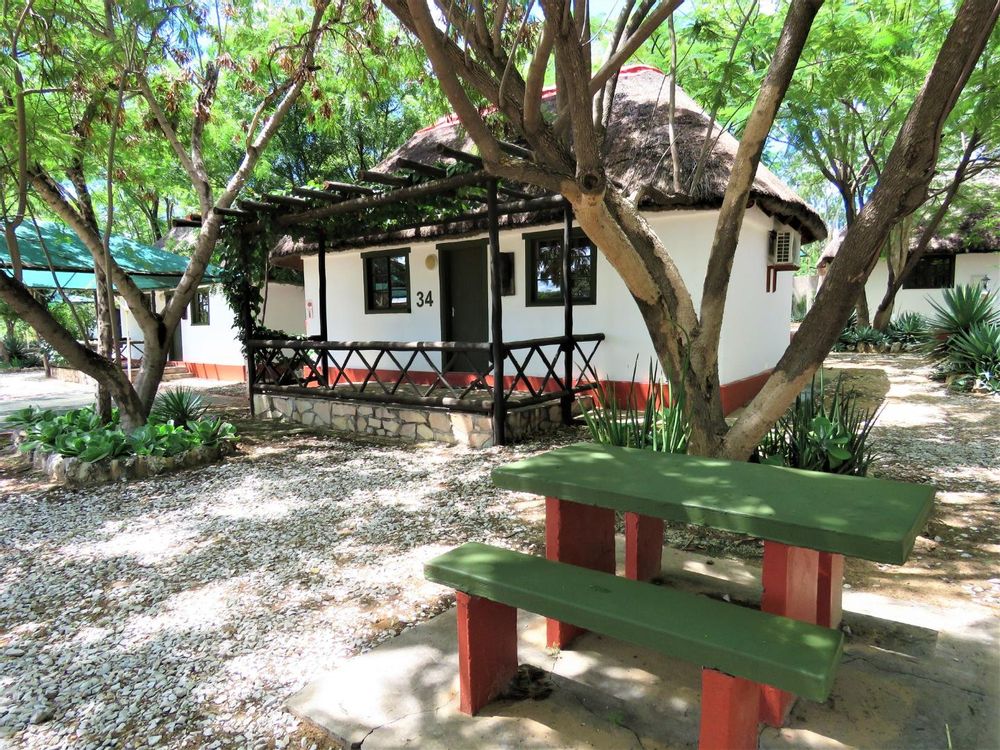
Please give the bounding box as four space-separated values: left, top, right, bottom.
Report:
238 228 256 414
317 232 330 387
487 179 506 446
561 205 575 425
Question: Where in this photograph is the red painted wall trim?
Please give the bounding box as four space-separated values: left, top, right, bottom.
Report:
304 365 771 417
181 362 248 382
719 369 772 415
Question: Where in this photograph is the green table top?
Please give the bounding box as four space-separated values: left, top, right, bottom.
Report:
492 443 936 565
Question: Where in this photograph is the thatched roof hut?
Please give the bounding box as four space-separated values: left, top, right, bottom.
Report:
273 65 826 260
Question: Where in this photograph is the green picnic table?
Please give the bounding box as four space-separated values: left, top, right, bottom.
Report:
426 442 936 750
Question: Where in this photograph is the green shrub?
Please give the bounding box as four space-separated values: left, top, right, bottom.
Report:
854 326 887 347
924 285 1000 362
944 323 1000 394
188 417 238 447
2 335 42 367
753 374 879 476
887 312 927 345
149 387 207 428
582 361 689 454
13 405 238 464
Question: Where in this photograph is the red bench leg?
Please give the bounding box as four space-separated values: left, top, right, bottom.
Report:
456 592 518 715
759 541 820 727
699 669 761 750
816 551 844 629
625 512 664 581
545 497 615 649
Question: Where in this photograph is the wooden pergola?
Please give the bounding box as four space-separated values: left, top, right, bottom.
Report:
176 143 603 445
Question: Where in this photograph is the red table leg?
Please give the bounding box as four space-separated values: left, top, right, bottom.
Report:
625 512 664 581
759 541 820 727
456 592 518 715
545 497 615 649
816 551 845 629
699 669 761 750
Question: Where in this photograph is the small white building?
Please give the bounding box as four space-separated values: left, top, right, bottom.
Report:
257 67 827 446
120 284 305 381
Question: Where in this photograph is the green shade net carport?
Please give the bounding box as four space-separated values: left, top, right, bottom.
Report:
1 220 222 291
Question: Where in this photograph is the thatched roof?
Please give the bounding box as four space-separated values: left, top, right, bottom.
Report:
273 65 826 261
820 208 999 267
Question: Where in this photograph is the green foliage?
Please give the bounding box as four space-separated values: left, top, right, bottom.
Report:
149 387 208 428
886 312 927 345
942 323 1000 394
582 361 690 454
8 406 238 463
924 285 1000 362
753 375 879 476
2 336 42 367
791 296 809 323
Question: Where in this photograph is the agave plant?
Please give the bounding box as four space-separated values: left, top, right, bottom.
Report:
582 360 689 454
924 285 1000 362
887 312 927 345
753 373 880 476
149 387 207 428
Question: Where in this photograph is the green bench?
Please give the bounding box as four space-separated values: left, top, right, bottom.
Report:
426 543 843 749
426 444 934 749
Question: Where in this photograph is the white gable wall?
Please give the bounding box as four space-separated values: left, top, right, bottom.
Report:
303 206 794 387
861 252 999 319
120 283 305 372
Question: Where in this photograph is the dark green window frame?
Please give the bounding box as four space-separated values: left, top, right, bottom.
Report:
363 248 411 314
190 289 210 326
524 230 597 306
903 254 955 290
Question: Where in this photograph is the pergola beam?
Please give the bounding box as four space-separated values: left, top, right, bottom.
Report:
396 158 448 179
358 170 412 187
264 193 311 208
322 180 376 195
292 186 347 203
273 170 492 228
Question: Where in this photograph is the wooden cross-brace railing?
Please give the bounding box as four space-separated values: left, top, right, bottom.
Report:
246 334 605 435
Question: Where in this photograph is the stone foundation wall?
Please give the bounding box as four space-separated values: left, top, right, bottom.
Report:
12 432 234 486
252 393 566 448
49 366 96 385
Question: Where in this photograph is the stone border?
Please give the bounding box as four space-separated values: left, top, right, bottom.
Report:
252 393 569 448
12 432 236 487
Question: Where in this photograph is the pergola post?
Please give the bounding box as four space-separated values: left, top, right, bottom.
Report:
237 228 256 416
560 205 575 425
487 179 506 446
317 232 330 386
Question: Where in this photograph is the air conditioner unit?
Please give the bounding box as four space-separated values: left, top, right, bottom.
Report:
768 230 801 268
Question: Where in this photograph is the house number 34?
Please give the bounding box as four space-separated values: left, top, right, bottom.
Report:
416 291 434 308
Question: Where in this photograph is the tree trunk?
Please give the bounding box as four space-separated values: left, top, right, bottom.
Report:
0 271 146 424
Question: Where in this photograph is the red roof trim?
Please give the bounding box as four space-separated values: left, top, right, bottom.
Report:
413 64 666 135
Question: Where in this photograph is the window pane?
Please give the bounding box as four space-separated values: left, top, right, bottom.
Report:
389 256 409 307
368 256 390 309
533 240 563 302
904 255 954 289
569 241 594 302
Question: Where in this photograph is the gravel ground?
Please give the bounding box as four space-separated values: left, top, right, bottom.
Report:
0 418 582 750
1 354 997 749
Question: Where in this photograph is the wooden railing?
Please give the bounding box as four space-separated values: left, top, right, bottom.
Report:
246 334 604 414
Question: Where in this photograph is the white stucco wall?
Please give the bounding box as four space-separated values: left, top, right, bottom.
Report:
301 206 797 386
862 253 999 318
120 283 305 368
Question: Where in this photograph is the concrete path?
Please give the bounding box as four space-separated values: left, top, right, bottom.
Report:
288 541 998 749
0 369 245 419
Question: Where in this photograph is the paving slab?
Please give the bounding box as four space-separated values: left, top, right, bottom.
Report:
287 541 998 750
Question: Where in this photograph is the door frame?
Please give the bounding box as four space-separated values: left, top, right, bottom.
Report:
437 238 489 342
436 239 489 374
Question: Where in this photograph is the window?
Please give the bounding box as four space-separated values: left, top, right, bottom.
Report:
363 249 410 313
190 290 211 325
903 255 955 289
499 252 515 296
166 292 187 320
525 232 597 306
